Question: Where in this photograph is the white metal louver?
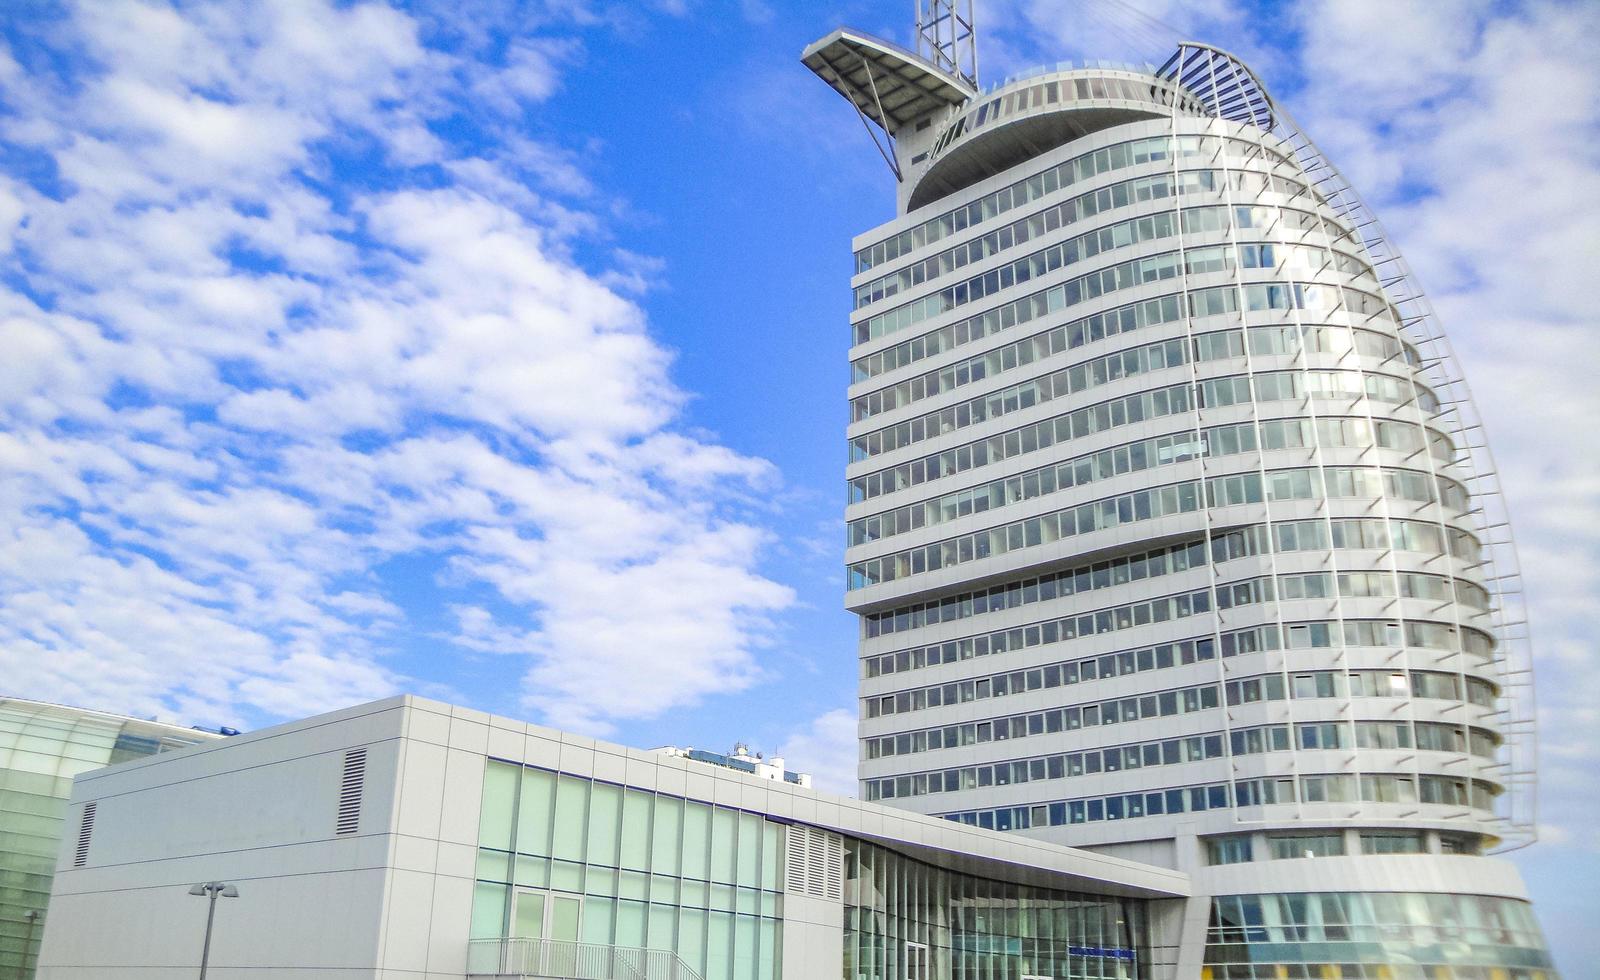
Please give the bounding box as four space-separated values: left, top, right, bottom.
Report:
335 748 367 836
73 801 96 867
784 825 844 901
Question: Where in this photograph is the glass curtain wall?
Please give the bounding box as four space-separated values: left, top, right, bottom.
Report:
844 840 1147 980
1203 892 1557 980
0 699 208 980
472 759 784 980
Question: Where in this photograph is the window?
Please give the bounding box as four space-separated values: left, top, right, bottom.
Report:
1269 833 1345 859
1361 832 1424 855
1207 835 1254 865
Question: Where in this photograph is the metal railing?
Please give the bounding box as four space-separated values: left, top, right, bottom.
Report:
466 939 705 980
1157 41 1540 851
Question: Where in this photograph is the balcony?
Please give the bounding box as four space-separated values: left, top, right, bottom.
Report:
466 939 706 980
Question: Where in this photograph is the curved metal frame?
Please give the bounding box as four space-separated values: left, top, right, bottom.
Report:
1159 42 1539 851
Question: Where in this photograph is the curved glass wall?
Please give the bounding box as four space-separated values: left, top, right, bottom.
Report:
0 699 210 979
845 840 1147 980
470 759 785 980
851 111 1507 834
1202 892 1556 980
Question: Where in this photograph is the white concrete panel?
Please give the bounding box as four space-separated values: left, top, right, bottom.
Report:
422 873 476 975
435 748 486 846
379 868 438 970
393 739 450 841
484 725 523 763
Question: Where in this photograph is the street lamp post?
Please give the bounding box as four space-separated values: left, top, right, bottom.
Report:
187 882 239 980
16 911 40 980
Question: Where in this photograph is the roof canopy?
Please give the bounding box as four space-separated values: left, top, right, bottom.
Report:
802 28 975 134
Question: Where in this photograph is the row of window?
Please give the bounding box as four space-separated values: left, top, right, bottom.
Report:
855 208 1352 360
855 168 1314 309
851 336 1433 462
854 275 1185 384
849 410 1447 547
857 220 1357 344
857 134 1281 272
864 719 1498 803
1220 619 1494 662
1229 667 1498 706
1208 831 1438 865
862 630 1498 761
926 74 1209 160
864 589 1216 719
876 608 1209 685
1209 517 1482 570
848 465 1466 590
1205 891 1547 951
866 566 1486 682
477 763 782 890
864 512 1484 666
1294 718 1500 755
853 184 1381 381
935 773 1501 832
852 360 1191 492
865 623 1495 720
1217 569 1490 611
850 342 1435 499
853 295 1408 427
863 515 1482 644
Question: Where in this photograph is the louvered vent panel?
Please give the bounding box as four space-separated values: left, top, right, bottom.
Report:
335 748 367 836
784 825 844 901
73 802 96 867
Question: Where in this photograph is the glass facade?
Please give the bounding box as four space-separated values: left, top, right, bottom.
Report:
844 840 1146 980
0 699 209 979
1203 893 1555 980
471 759 784 980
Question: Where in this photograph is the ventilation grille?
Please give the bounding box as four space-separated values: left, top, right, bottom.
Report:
785 825 843 901
73 802 96 867
336 748 367 836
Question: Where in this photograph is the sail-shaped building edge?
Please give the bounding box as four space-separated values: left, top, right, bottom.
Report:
806 13 1557 980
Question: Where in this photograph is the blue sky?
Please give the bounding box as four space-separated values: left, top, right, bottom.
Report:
0 0 1594 971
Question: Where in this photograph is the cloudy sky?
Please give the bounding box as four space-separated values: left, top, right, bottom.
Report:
0 0 1594 970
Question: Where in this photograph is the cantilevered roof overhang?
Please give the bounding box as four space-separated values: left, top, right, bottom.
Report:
802 28 976 134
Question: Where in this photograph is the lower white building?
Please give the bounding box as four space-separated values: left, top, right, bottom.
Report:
35 695 1187 979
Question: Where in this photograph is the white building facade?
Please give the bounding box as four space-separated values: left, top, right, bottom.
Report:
34 695 1188 980
808 22 1555 980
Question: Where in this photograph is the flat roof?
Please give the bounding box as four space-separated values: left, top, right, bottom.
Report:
71 694 1190 900
802 28 975 132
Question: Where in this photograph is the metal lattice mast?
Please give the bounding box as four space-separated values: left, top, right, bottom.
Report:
916 0 978 88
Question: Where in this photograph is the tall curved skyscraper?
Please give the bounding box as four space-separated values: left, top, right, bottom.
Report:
807 14 1556 980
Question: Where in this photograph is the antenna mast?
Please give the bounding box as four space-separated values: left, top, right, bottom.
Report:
916 0 978 88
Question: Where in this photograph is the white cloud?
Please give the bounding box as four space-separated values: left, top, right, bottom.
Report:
0 0 793 734
778 708 858 797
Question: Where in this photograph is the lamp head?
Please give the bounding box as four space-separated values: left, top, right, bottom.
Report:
189 881 239 897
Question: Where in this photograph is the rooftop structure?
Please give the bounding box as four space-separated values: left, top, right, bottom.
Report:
653 743 814 788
